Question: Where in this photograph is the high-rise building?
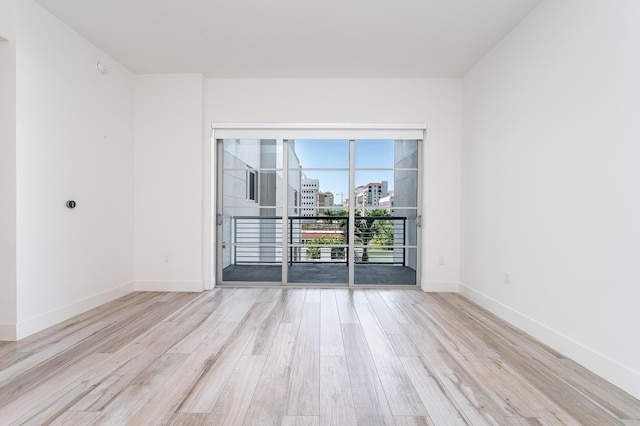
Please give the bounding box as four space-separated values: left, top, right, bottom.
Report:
355 181 389 212
301 176 319 216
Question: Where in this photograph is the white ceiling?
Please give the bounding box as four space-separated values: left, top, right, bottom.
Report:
34 0 541 78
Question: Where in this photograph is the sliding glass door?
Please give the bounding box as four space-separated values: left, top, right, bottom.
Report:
216 137 421 287
219 139 283 283
286 139 350 284
353 139 419 285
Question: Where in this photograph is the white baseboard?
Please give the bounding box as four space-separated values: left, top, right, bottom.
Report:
134 280 203 292
0 324 16 341
15 281 134 341
459 282 640 400
421 280 459 292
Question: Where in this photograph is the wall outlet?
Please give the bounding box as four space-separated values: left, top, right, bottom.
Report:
163 255 169 264
504 271 511 285
438 256 445 266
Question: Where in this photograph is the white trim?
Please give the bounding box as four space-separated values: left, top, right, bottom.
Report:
134 280 204 292
459 282 640 400
212 122 427 130
212 122 427 140
15 281 134 340
202 121 215 293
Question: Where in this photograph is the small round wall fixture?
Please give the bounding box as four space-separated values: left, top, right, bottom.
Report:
66 200 76 209
96 61 109 74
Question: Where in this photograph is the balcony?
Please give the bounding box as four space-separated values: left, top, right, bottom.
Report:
222 215 417 285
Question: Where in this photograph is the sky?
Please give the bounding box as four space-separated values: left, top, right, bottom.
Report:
292 139 398 205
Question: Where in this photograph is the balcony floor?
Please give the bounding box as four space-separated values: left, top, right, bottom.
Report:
222 263 417 285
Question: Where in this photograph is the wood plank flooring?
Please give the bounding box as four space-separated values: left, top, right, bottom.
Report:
0 289 639 425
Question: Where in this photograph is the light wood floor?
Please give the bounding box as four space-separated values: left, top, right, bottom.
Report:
1 289 639 425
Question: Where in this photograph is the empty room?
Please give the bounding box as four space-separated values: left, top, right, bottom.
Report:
1 0 639 424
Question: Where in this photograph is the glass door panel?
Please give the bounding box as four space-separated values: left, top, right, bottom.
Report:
353 140 419 286
220 139 283 283
286 140 349 285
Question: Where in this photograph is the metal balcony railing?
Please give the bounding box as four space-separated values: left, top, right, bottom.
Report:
231 215 408 266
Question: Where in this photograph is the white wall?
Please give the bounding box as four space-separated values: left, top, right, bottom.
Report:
134 74 204 292
0 0 17 340
205 78 462 290
462 0 640 399
14 0 134 338
0 0 14 40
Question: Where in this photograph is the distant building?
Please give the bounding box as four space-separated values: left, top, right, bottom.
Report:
301 176 319 216
355 181 389 212
379 193 394 213
355 186 365 211
317 191 334 214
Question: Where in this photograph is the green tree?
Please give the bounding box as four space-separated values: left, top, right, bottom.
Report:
354 208 390 262
327 235 346 259
372 216 394 248
322 209 348 219
317 208 391 262
306 243 321 259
